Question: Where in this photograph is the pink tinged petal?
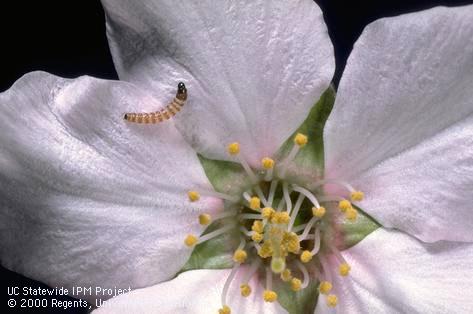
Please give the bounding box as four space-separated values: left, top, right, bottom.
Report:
101 0 335 165
93 268 287 314
0 72 221 302
315 228 473 314
354 115 473 242
325 5 473 178
323 5 473 242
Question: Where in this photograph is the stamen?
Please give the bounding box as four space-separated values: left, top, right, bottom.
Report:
282 182 292 213
221 264 240 310
198 213 212 226
338 199 352 212
310 227 321 255
237 264 254 299
295 260 310 289
262 207 275 219
255 186 269 207
184 234 198 247
262 157 275 181
194 189 240 203
271 212 290 224
312 206 326 218
187 190 200 202
240 284 251 297
345 207 358 221
276 197 286 212
327 295 338 307
233 249 248 263
240 213 262 220
288 194 305 230
227 142 258 184
242 259 261 284
290 277 302 291
291 185 320 208
299 217 318 241
318 281 333 294
329 244 351 277
249 196 261 210
263 268 278 302
239 226 252 237
278 133 307 178
300 250 313 263
251 232 263 243
242 191 251 202
211 210 238 222
294 133 308 147
281 268 292 282
310 179 364 202
320 256 338 307
218 305 231 314
251 220 264 233
197 223 236 244
267 180 278 205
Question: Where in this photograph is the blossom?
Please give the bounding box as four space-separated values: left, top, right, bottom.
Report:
1 1 473 314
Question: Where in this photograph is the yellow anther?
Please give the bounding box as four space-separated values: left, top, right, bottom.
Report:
187 191 200 202
184 234 198 247
218 305 231 314
318 281 332 294
327 294 338 307
338 199 352 212
251 220 264 233
227 142 240 155
290 278 302 291
294 133 308 147
300 250 313 263
312 206 326 218
258 242 273 258
351 190 364 201
249 197 261 210
198 213 211 226
271 211 290 224
281 269 292 282
261 157 275 170
240 284 252 297
233 249 248 263
345 207 358 222
285 232 301 254
271 257 286 274
251 232 263 243
263 290 278 302
339 262 351 276
262 207 275 219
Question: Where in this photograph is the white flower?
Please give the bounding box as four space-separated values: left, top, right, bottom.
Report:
1 1 472 314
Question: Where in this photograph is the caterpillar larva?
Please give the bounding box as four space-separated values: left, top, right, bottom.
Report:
124 82 187 123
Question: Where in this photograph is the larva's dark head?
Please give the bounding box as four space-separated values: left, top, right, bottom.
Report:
176 82 187 100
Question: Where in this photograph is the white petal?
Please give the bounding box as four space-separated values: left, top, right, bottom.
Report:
325 5 473 177
93 268 287 314
353 115 473 242
315 228 473 314
0 72 220 302
323 6 473 242
101 0 334 165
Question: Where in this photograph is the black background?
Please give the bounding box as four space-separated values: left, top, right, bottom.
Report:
1 0 472 313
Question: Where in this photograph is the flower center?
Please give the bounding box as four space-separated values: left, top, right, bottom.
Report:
184 133 364 313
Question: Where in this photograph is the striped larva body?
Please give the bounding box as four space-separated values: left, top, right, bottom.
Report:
124 82 187 123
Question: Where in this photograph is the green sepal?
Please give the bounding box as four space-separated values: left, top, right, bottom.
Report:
337 205 381 250
275 85 336 183
180 219 240 272
274 280 319 314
